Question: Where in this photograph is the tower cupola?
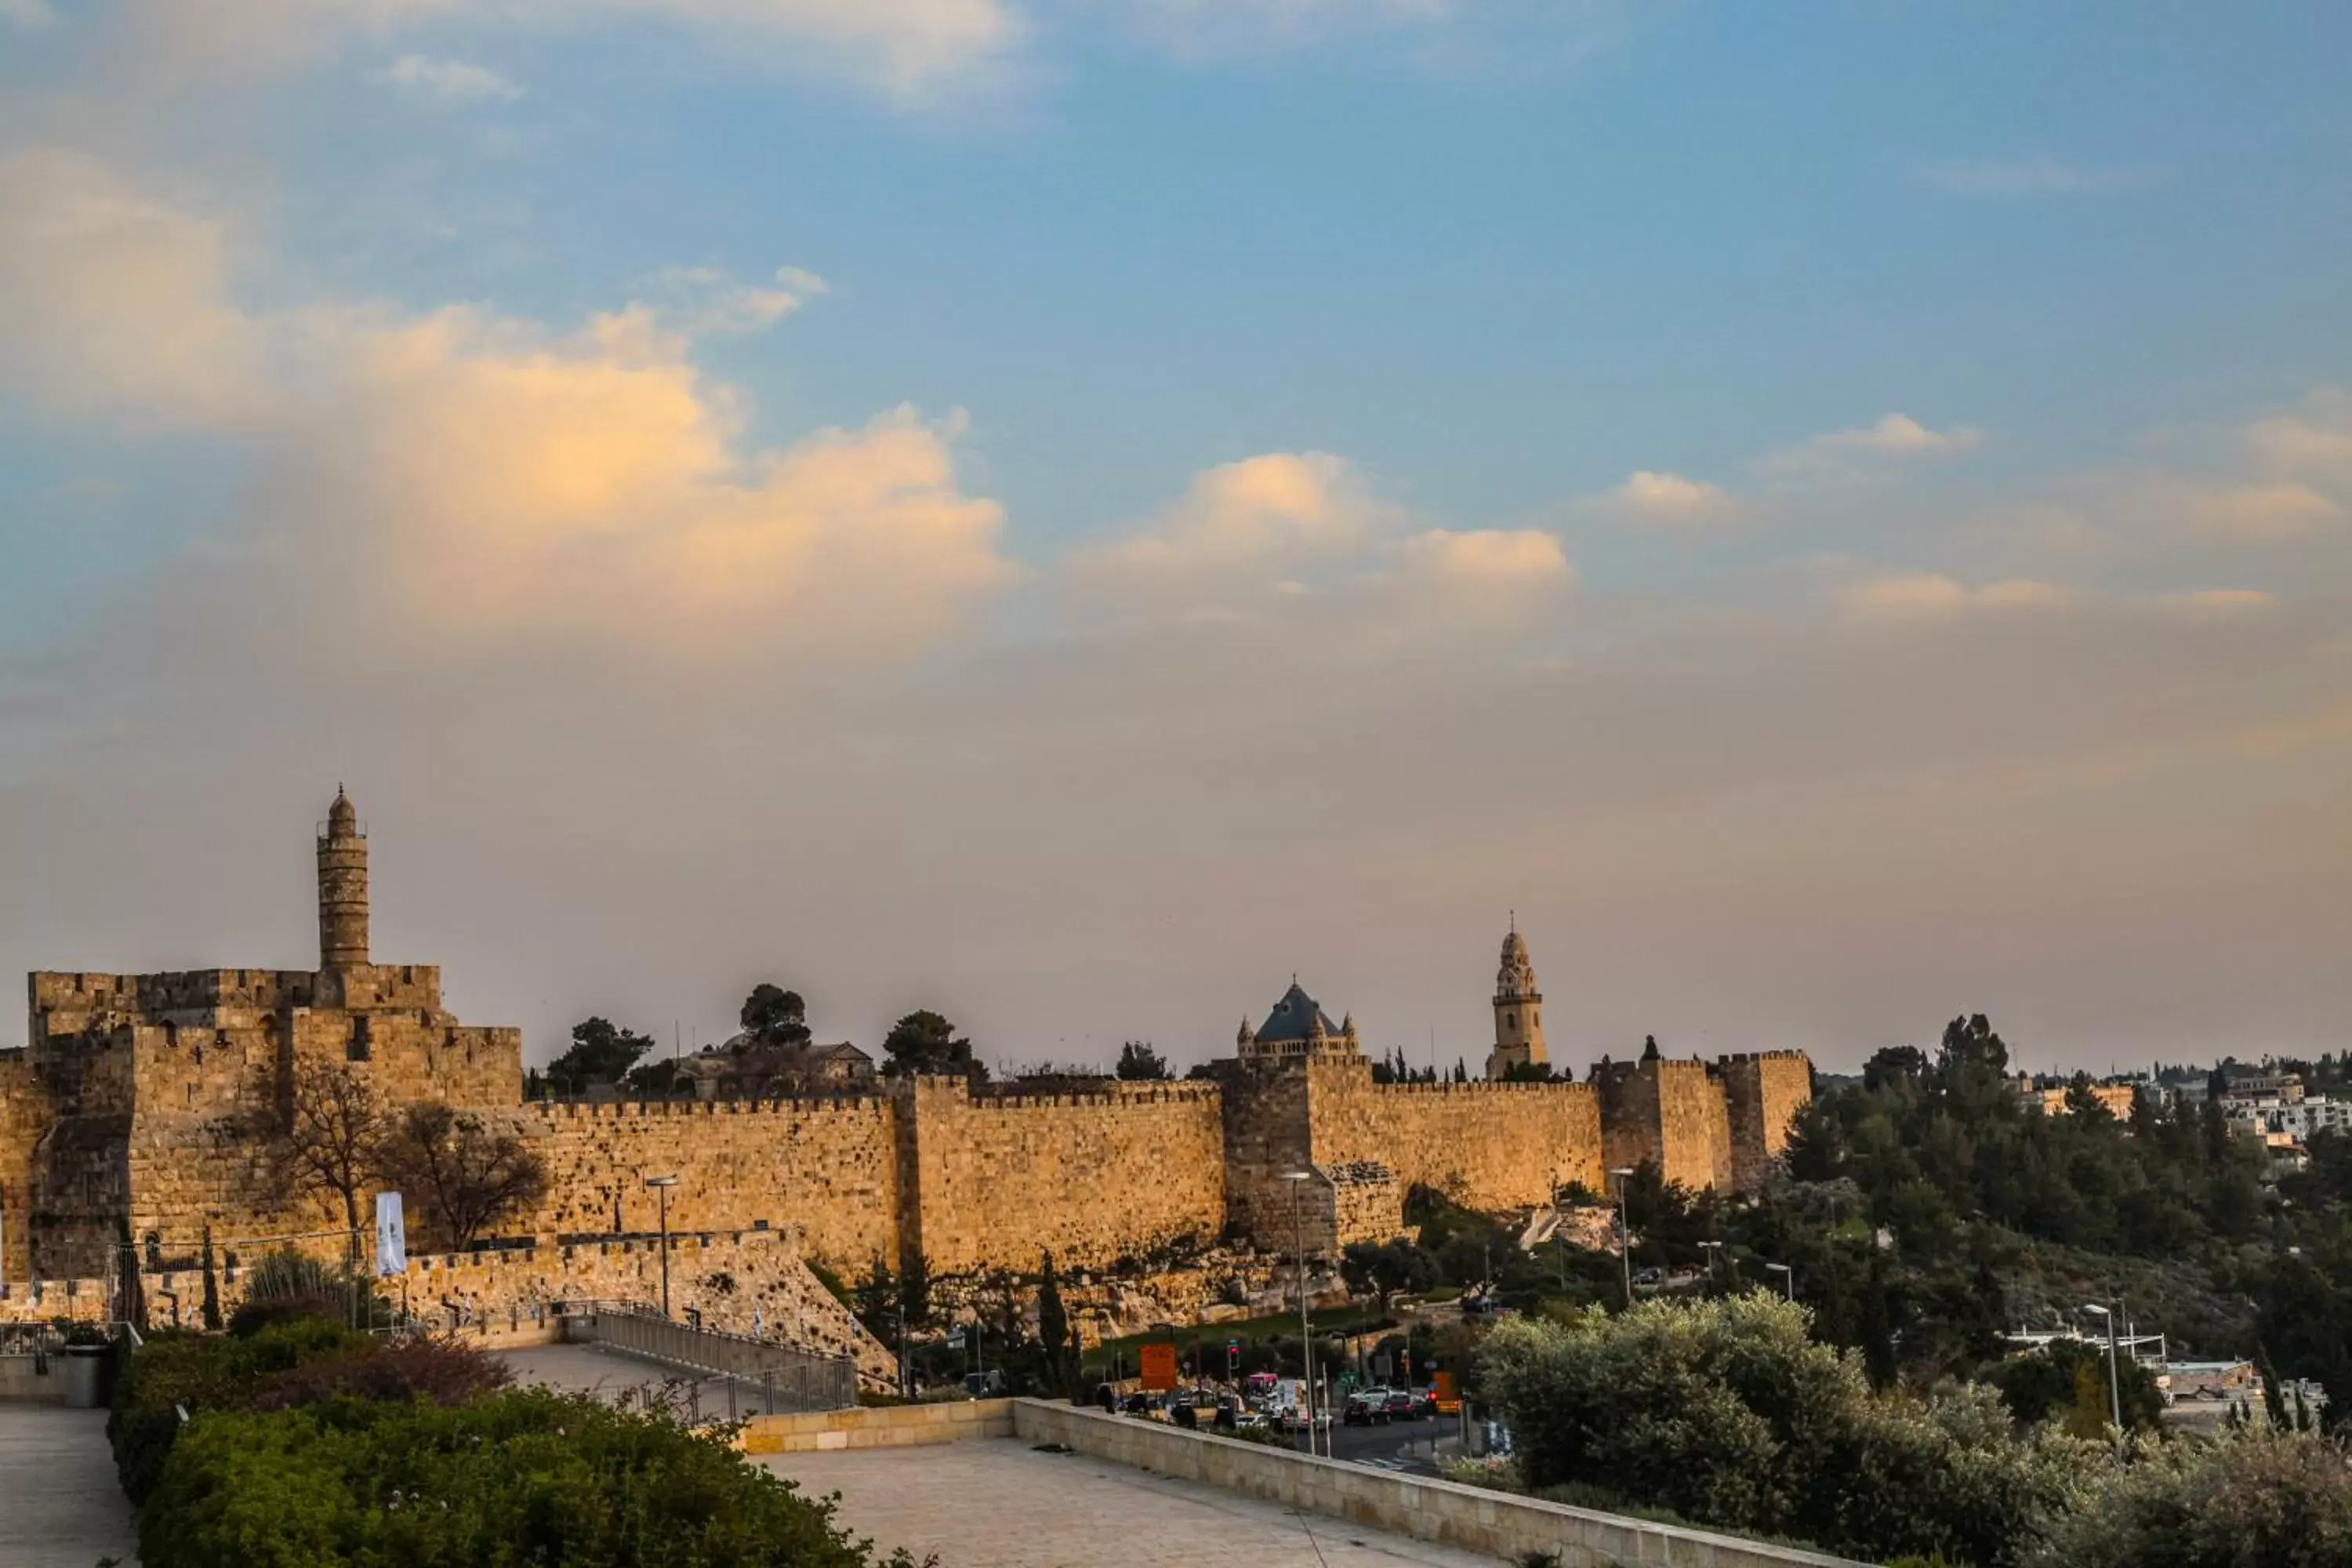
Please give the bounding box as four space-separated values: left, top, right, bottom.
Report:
317 785 370 971
1484 917 1548 1079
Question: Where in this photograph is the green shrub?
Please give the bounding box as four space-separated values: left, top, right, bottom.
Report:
2025 1430 2352 1568
1480 1294 2098 1568
141 1387 924 1568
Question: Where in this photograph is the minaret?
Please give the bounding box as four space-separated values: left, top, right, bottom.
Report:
317 786 369 972
1485 916 1547 1080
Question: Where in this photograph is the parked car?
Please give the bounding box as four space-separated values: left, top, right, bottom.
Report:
1382 1388 1418 1421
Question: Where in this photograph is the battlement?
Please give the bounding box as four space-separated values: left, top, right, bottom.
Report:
968 1080 1222 1112
532 1094 891 1123
1363 1075 1596 1100
1717 1051 1810 1066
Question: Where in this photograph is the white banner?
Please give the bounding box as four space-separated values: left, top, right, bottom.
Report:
374 1192 406 1277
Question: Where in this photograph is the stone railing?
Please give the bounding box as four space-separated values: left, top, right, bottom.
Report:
560 1301 858 1413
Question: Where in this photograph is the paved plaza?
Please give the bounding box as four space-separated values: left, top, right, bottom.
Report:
0 1404 140 1567
761 1438 1501 1568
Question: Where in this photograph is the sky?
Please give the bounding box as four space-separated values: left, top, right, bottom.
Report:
1 1 2347 1078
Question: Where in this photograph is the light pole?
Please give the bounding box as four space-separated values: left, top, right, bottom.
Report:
1765 1261 1794 1302
2083 1301 2123 1453
1609 1167 1635 1310
1698 1240 1725 1290
1283 1171 1317 1457
645 1175 681 1318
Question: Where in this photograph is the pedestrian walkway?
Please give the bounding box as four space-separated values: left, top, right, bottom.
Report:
761 1438 1498 1567
0 1404 139 1566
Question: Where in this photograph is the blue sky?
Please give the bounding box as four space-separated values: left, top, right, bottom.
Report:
1 2 2347 1071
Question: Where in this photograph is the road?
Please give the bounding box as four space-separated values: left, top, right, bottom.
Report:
1290 1412 1463 1475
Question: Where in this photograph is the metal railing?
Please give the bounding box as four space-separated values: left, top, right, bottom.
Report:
559 1301 857 1414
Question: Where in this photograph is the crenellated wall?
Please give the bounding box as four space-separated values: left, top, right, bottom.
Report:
1305 1058 1605 1211
1721 1052 1813 1193
903 1078 1228 1274
527 1097 902 1272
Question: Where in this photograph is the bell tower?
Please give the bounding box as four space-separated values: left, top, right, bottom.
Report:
1485 916 1547 1080
317 785 370 972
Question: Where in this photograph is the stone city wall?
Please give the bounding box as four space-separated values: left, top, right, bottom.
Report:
0 1051 50 1285
1722 1052 1813 1193
904 1078 1227 1275
526 1098 902 1273
0 1228 899 1388
1305 1058 1606 1213
1598 1057 1735 1192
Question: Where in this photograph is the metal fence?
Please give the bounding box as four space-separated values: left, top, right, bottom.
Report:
559 1301 857 1414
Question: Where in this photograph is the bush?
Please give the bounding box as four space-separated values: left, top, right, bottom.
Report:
140 1387 923 1568
2025 1430 2352 1568
1480 1294 2097 1568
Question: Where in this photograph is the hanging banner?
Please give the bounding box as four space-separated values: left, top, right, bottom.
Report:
374 1192 407 1277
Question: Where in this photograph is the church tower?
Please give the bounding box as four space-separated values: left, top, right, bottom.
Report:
317 786 370 971
1485 919 1547 1080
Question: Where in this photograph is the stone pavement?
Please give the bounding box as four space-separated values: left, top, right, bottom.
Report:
761 1438 1501 1567
0 1404 139 1567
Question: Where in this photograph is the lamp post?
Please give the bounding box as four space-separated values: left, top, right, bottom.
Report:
1283 1171 1317 1457
645 1175 681 1318
1609 1167 1636 1310
1764 1261 1794 1302
2083 1301 2123 1454
1698 1240 1725 1290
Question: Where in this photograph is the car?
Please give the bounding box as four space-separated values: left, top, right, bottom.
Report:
1382 1388 1418 1420
1343 1392 1388 1425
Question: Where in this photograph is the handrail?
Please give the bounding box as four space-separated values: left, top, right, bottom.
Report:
561 1304 857 1413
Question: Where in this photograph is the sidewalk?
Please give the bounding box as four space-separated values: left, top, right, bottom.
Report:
0 1404 139 1566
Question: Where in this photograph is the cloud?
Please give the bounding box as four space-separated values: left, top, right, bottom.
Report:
378 54 527 105
1917 155 2142 197
1607 470 1739 525
113 0 1023 102
0 0 56 31
1389 527 1570 588
1112 0 1454 54
0 148 269 426
2189 481 2343 542
1833 573 2074 621
2244 390 2352 485
1062 452 1386 608
2152 590 2278 620
648 264 829 336
1766 413 1983 477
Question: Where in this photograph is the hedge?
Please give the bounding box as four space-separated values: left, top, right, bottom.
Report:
140 1388 916 1568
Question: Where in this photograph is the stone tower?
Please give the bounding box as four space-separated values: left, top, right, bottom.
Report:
1485 920 1547 1080
317 786 369 971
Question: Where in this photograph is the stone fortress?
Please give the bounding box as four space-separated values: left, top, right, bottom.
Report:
0 793 1811 1349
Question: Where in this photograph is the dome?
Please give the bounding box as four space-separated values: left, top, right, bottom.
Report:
327 787 358 834
1254 982 1342 1045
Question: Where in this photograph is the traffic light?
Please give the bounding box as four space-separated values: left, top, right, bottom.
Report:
1227 1341 1240 1374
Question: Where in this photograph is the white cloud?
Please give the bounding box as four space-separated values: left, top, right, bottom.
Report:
1833 573 2073 621
1766 413 1983 477
1608 470 1739 525
2189 481 2343 542
1389 527 1570 588
0 148 268 426
1918 155 2142 197
2152 590 2278 620
1062 452 1385 607
2244 390 2352 486
648 264 829 336
379 54 527 105
0 0 56 31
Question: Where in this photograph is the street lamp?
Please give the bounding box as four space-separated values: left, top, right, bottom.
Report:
1698 1240 1725 1290
1283 1171 1319 1457
1609 1168 1636 1310
2082 1302 2123 1453
1764 1261 1794 1302
645 1175 681 1319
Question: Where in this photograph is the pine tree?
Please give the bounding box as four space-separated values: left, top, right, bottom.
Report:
199 1224 223 1330
1036 1252 1073 1399
899 1250 932 1330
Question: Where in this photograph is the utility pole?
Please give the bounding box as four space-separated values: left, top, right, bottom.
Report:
645 1174 680 1318
1610 1167 1635 1310
1285 1171 1316 1456
2085 1301 2124 1454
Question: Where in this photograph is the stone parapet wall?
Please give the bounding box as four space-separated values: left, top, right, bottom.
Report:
906 1079 1227 1274
1721 1052 1813 1193
1305 1059 1605 1214
528 1097 902 1273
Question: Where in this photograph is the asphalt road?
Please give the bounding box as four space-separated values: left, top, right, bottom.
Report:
1289 1412 1464 1475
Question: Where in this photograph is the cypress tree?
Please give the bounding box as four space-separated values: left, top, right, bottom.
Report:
200 1224 223 1330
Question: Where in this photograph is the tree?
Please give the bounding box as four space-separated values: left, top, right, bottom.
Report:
1036 1253 1075 1399
740 985 812 1048
853 1255 898 1342
283 1060 387 1236
880 1011 982 1080
898 1250 933 1330
1115 1041 1169 1081
546 1018 656 1094
199 1224 223 1330
374 1104 550 1253
625 1058 684 1098
1342 1239 1438 1314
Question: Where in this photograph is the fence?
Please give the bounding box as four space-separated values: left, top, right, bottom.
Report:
558 1301 857 1414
